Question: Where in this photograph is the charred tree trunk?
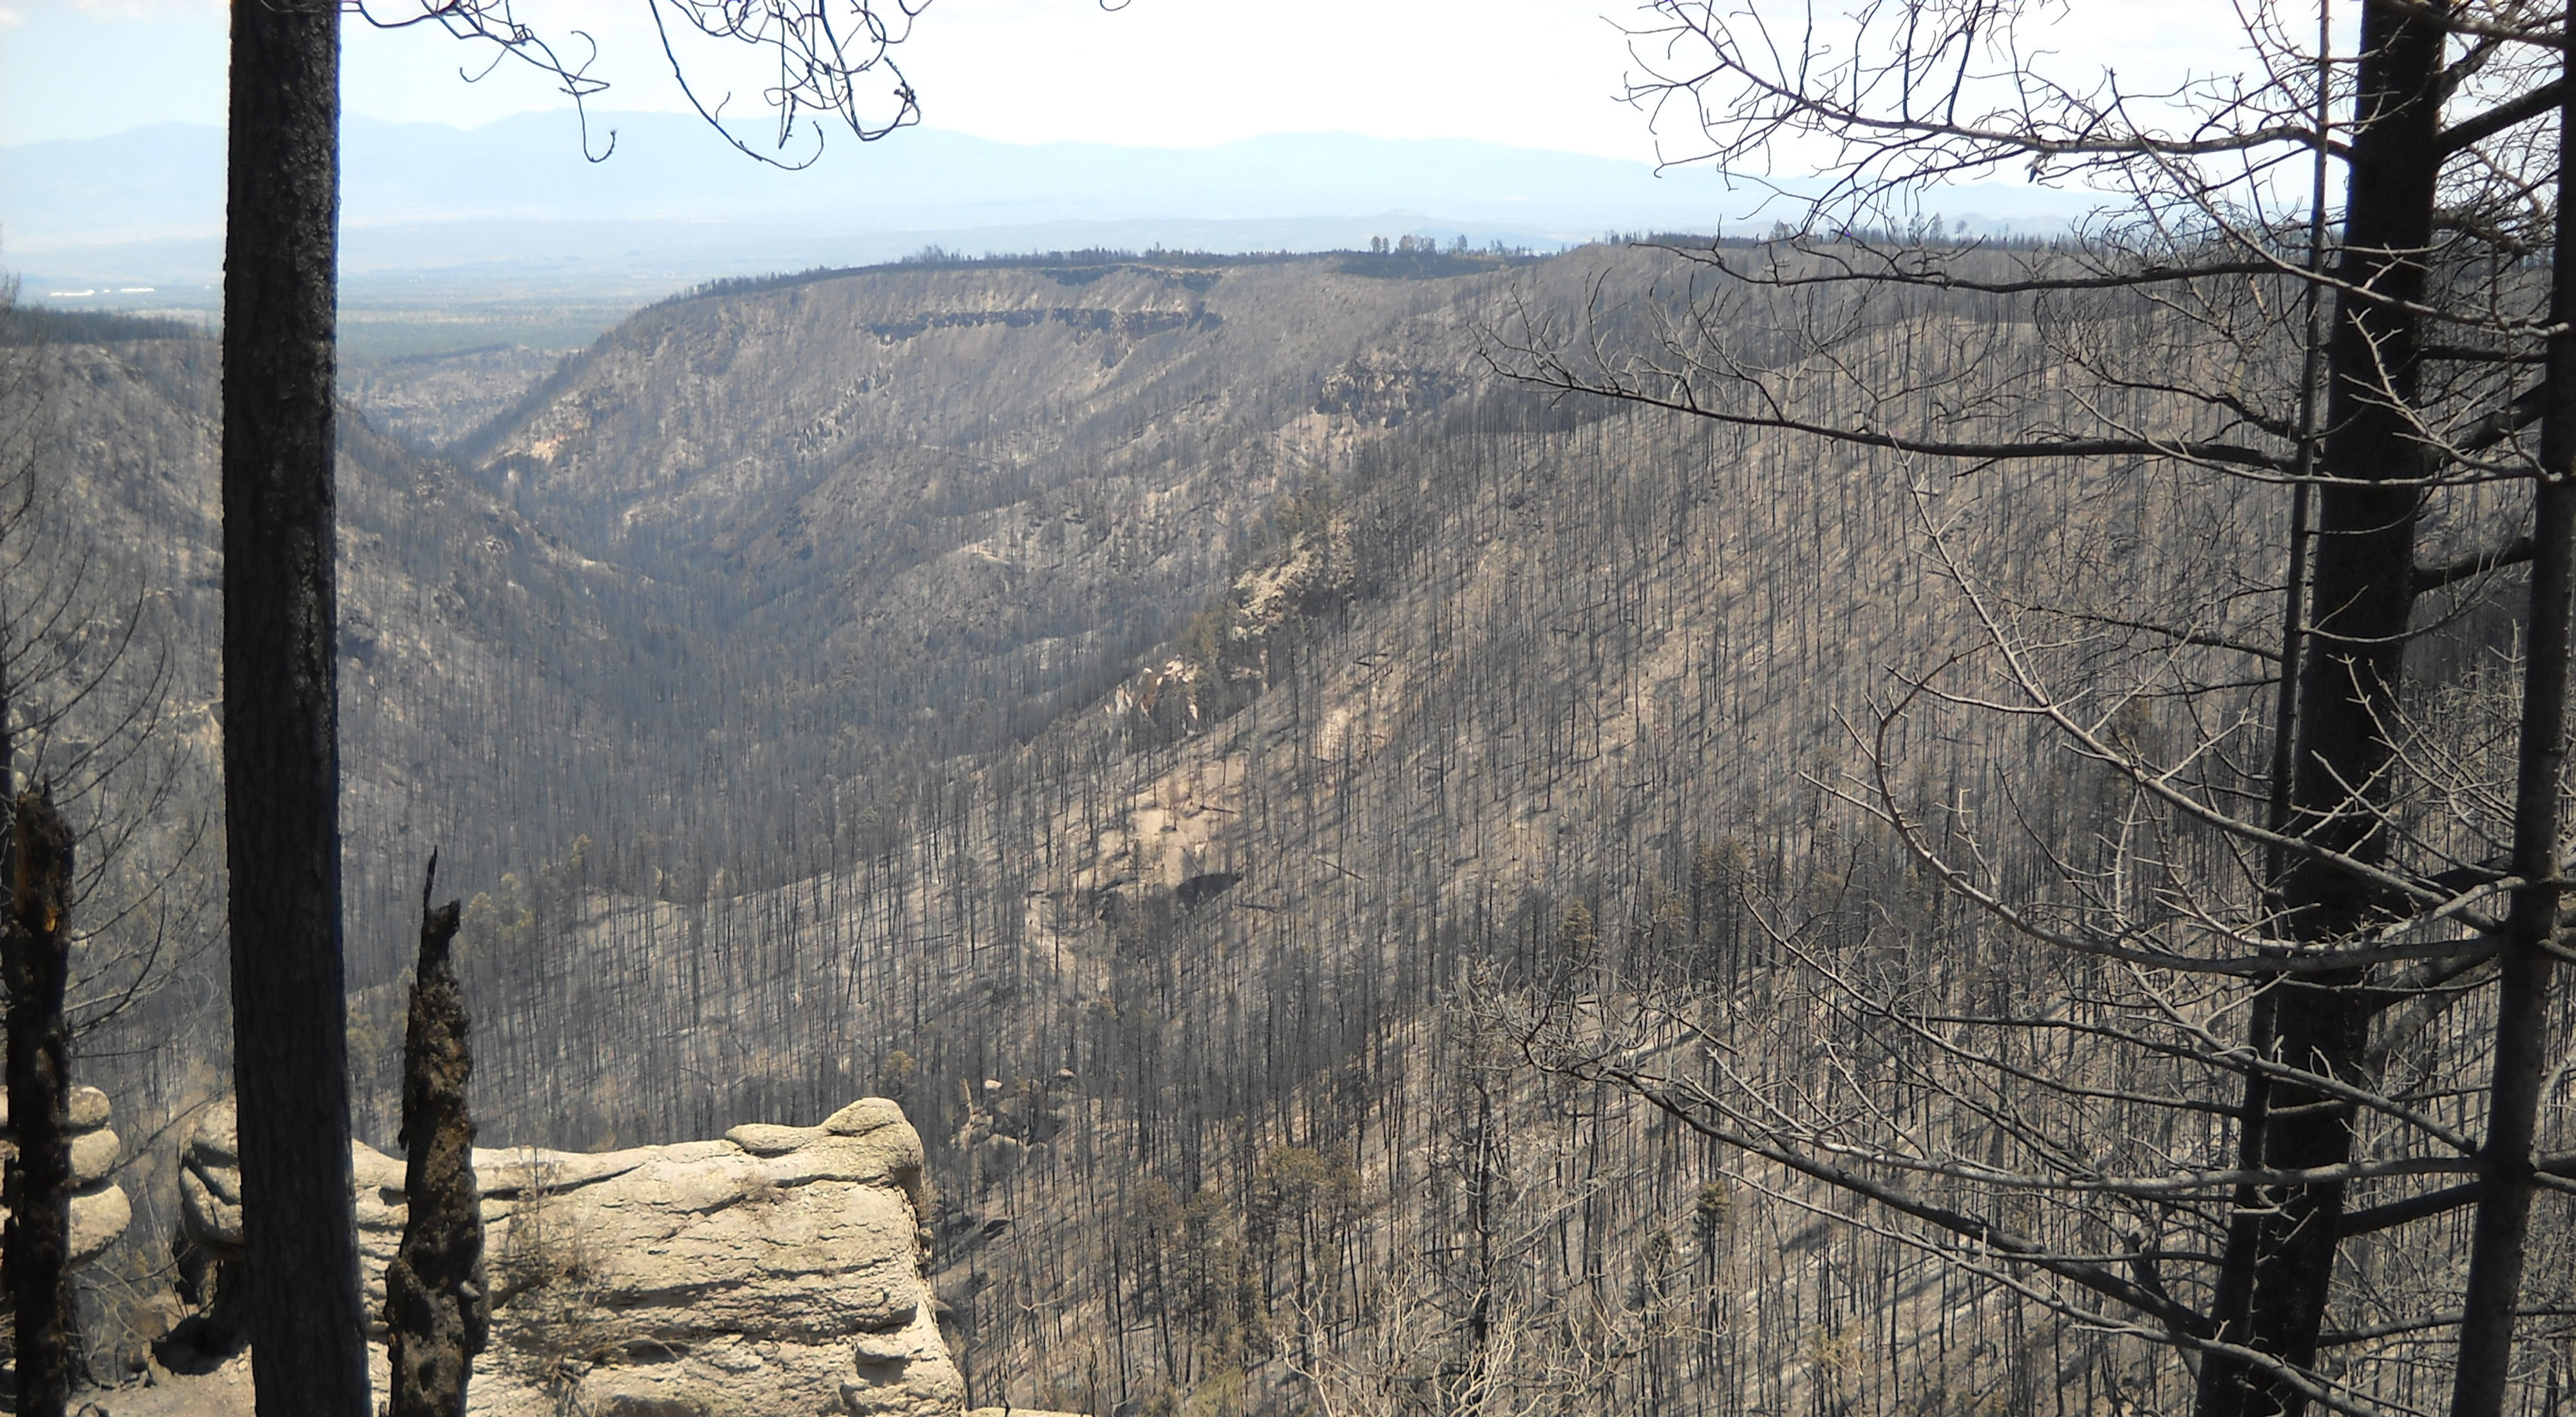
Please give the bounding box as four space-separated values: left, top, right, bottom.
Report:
386 856 488 1417
4 786 73 1417
221 3 366 1411
2198 6 2446 1416
2448 39 2576 1417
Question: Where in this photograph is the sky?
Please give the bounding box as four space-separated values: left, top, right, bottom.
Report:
1 0 2253 162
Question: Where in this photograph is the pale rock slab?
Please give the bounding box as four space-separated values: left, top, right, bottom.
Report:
178 1096 962 1417
1 1083 131 1268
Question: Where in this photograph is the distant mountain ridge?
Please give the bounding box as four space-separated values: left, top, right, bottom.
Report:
3 115 2099 295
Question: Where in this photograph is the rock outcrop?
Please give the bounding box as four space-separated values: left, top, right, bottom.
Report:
177 1097 961 1417
175 1099 241 1268
0 1085 133 1269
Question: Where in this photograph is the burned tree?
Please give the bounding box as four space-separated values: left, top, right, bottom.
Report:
385 853 487 1417
0 285 206 1412
222 6 367 1403
5 787 73 1417
1495 2 2576 1413
217 5 936 1407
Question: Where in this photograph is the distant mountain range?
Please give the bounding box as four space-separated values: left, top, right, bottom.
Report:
3 114 2101 301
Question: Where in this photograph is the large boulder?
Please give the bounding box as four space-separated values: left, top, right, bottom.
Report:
176 1098 241 1264
1 1084 133 1269
177 1097 962 1417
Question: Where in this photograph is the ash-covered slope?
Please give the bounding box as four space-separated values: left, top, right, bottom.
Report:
443 253 1511 870
19 321 694 1061
403 248 2322 1413
20 252 1548 1133
32 248 2383 1415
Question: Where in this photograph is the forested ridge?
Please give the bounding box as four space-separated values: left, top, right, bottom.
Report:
12 238 2563 1412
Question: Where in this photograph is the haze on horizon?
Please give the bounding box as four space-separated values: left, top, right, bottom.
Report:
1 0 2322 350
7 0 2263 165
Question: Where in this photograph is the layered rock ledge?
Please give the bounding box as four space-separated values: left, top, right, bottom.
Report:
176 1097 961 1417
0 1085 133 1270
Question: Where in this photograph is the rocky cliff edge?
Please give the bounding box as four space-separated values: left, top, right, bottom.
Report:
162 1096 960 1417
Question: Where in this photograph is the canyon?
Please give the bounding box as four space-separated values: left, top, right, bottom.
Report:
10 240 2544 1415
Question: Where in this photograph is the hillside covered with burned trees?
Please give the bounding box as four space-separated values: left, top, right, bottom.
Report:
12 219 2570 1415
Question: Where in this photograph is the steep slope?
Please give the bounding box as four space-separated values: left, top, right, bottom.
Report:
450 253 1511 877
418 249 2344 1414
15 320 709 1154
37 249 2521 1416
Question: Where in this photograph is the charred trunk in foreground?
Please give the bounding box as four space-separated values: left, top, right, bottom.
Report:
387 855 489 1417
2199 6 2446 1414
5 786 73 1417
222 4 367 1412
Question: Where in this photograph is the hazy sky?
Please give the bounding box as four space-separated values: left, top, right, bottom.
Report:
2 0 2259 162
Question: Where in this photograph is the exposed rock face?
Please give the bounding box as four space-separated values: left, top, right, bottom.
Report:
177 1099 241 1264
178 1096 961 1417
0 1085 133 1270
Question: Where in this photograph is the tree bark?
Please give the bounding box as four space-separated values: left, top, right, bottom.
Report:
2447 35 2576 1417
386 857 488 1417
4 786 73 1417
222 4 368 1412
2200 5 2448 1415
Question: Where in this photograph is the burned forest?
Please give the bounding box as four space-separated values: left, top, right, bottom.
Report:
3 1 2576 1410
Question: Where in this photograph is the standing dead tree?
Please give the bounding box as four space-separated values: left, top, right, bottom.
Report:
5 787 74 1417
385 853 486 1417
1492 3 2576 1414
218 5 941 1410
0 285 211 1410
